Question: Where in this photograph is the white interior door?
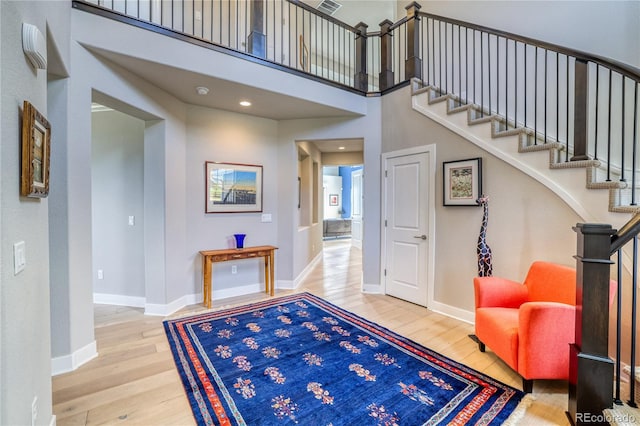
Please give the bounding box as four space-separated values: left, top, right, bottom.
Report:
383 149 433 307
351 168 363 249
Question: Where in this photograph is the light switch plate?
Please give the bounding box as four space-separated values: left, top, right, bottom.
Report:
261 213 272 223
14 241 26 275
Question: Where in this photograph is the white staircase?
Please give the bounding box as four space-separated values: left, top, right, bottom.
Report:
410 78 639 230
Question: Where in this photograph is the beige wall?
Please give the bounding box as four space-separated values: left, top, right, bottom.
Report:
382 86 583 314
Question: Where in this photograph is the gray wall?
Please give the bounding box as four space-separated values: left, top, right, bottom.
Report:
381 86 583 313
186 105 280 296
1 1 69 424
91 109 145 299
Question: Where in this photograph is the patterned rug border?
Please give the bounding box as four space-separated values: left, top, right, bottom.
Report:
164 292 525 425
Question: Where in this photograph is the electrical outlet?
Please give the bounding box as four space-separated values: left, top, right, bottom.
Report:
231 265 237 274
128 215 135 226
31 396 37 426
195 10 202 20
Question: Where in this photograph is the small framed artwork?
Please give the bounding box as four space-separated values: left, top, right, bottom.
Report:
21 100 51 198
443 157 482 206
329 194 339 206
205 162 263 213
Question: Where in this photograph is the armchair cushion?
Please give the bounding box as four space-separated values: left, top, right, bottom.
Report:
524 261 576 305
517 301 576 380
474 277 529 309
474 261 578 389
475 307 520 371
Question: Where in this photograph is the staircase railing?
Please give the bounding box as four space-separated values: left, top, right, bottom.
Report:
571 218 639 424
409 7 640 210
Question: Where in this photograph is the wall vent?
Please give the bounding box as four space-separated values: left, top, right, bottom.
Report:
317 0 341 16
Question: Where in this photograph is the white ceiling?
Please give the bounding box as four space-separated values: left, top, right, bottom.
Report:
303 0 398 28
87 46 360 121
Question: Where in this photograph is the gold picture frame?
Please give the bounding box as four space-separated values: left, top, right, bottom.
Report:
21 100 51 198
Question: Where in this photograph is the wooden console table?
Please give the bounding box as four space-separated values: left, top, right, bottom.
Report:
200 245 278 309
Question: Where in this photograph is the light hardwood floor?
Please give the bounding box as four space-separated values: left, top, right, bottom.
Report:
53 239 569 425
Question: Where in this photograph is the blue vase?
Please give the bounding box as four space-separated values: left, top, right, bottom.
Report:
234 234 246 249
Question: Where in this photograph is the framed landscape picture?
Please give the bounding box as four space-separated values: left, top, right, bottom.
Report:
21 100 51 198
205 162 263 213
443 158 482 206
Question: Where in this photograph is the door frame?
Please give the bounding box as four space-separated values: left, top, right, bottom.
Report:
350 167 363 249
380 144 436 308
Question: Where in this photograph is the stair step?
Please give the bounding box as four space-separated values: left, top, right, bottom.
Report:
447 101 472 115
610 205 640 214
518 142 565 154
587 181 627 190
428 93 449 105
550 160 600 170
411 78 640 213
467 109 495 125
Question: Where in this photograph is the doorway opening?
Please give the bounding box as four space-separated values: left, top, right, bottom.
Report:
322 165 363 249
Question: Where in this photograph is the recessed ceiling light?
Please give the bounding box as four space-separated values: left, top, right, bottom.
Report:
338 146 345 150
196 86 209 95
239 100 252 107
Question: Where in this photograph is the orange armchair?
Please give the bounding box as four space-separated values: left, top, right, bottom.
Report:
473 261 578 393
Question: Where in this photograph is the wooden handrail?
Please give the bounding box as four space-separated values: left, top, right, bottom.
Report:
611 213 640 254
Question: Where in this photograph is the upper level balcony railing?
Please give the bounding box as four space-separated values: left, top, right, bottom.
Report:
74 0 384 92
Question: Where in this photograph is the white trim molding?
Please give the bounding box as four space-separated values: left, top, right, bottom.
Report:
93 292 146 308
145 293 201 316
51 340 98 376
430 301 475 325
279 251 323 291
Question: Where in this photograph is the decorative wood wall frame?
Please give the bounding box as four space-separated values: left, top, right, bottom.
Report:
21 100 51 198
205 162 263 213
443 157 482 206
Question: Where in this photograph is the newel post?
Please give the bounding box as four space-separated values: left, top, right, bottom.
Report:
378 19 394 91
571 59 589 161
248 0 266 58
569 223 616 425
404 1 422 81
354 22 369 92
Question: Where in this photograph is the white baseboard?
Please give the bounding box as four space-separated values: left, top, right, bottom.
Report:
93 292 146 308
429 301 475 324
49 414 56 426
145 285 272 316
145 293 200 316
280 251 323 291
51 340 97 376
362 283 382 293
213 284 263 300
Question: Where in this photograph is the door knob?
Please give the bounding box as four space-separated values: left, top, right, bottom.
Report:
414 235 427 240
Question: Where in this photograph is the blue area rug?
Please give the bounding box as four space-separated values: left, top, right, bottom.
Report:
164 293 525 425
